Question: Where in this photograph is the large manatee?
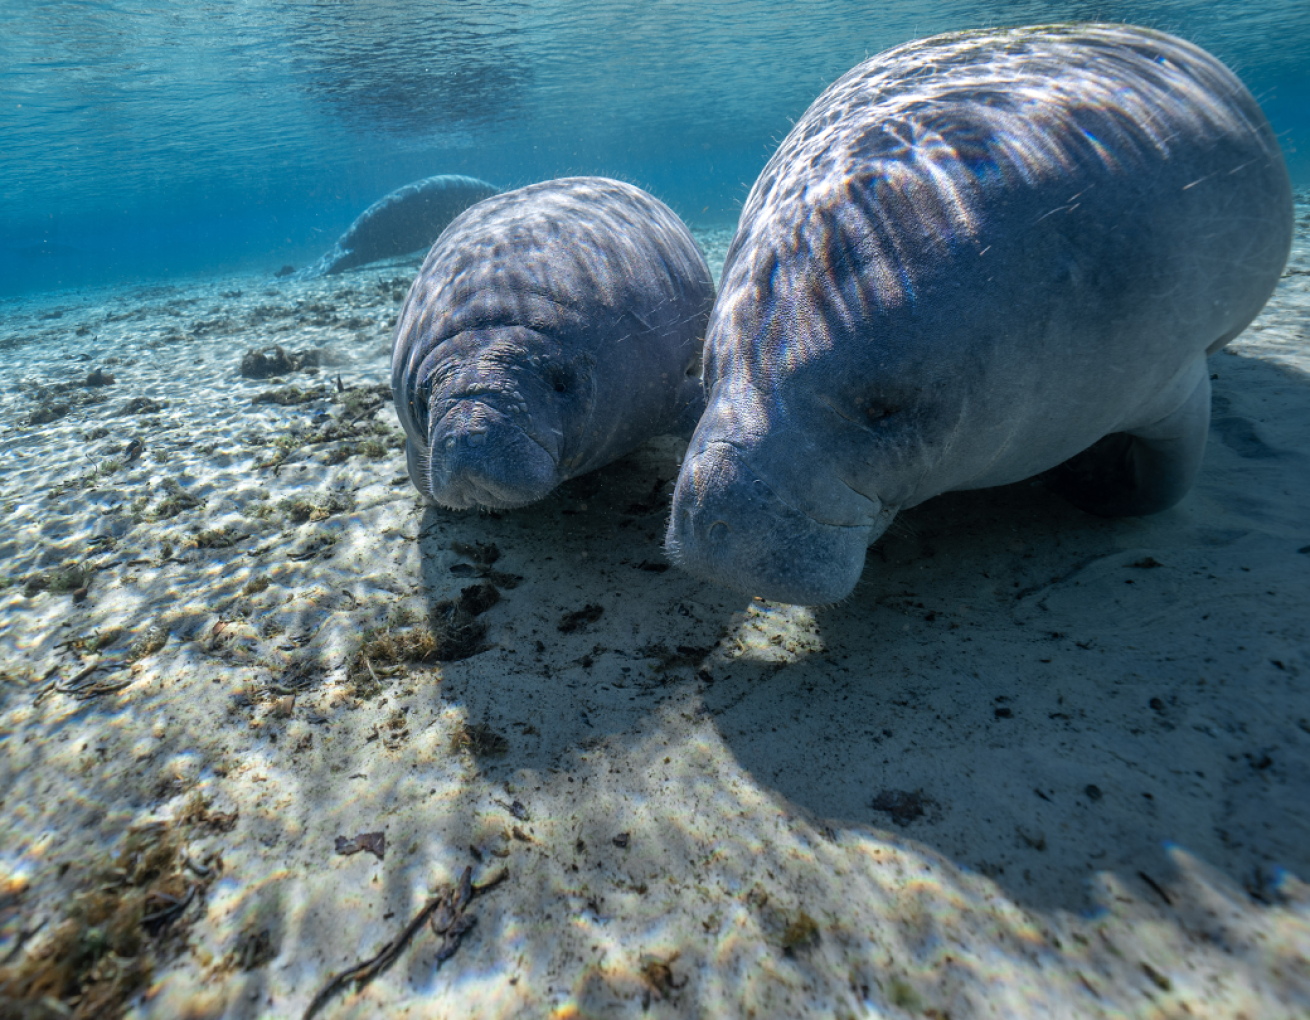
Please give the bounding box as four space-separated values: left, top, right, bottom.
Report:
666 24 1293 606
392 176 714 510
299 174 498 278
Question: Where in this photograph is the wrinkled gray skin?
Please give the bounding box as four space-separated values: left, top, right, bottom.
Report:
392 176 714 510
298 175 498 278
666 24 1293 607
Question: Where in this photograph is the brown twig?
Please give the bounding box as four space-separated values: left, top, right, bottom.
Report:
141 883 196 930
348 401 385 425
55 661 131 700
31 664 63 704
61 662 98 686
302 865 506 1020
301 897 445 1020
0 918 46 966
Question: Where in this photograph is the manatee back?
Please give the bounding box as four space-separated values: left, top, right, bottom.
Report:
712 23 1292 497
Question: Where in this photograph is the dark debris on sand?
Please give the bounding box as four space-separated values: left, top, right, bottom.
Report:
348 582 501 698
239 344 322 379
870 789 935 827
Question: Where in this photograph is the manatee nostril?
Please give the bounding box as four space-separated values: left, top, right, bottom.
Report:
442 427 492 451
709 521 731 542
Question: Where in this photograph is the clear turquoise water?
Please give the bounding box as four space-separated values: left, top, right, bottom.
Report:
2 0 1307 296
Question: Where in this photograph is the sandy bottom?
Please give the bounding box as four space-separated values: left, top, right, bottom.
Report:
1 213 1308 1019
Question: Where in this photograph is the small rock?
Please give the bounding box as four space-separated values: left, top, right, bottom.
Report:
118 396 165 415
85 368 116 387
240 345 295 379
28 402 70 425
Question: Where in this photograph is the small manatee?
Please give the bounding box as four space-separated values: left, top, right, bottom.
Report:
392 176 714 510
299 174 498 278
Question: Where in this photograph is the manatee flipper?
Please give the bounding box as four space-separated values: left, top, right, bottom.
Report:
1041 367 1211 517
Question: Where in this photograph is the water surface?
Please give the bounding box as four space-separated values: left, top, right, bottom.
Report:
3 0 1307 295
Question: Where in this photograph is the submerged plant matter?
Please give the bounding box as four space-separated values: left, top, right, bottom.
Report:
0 806 223 1020
347 582 500 697
22 561 91 597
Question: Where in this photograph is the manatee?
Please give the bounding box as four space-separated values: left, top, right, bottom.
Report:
300 174 498 277
392 176 714 510
666 24 1293 606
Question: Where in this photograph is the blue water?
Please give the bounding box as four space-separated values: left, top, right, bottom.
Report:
2 0 1307 297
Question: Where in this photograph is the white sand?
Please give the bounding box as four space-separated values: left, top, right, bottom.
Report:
1 210 1308 1018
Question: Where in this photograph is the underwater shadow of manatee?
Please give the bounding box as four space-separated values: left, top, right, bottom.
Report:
396 353 1307 917
701 350 1310 913
409 433 737 738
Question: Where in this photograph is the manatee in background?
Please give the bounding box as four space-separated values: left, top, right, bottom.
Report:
392 176 714 511
299 174 498 277
665 24 1293 607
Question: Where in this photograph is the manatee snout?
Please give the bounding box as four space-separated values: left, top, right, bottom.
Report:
422 398 560 510
666 441 876 606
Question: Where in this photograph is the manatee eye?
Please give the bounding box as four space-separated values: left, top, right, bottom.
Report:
866 404 899 423
549 366 573 394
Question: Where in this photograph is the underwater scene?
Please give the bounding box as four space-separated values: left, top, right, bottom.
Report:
2 2 1309 1018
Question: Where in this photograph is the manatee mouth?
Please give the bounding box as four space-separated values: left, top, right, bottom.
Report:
426 400 560 510
666 442 885 606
